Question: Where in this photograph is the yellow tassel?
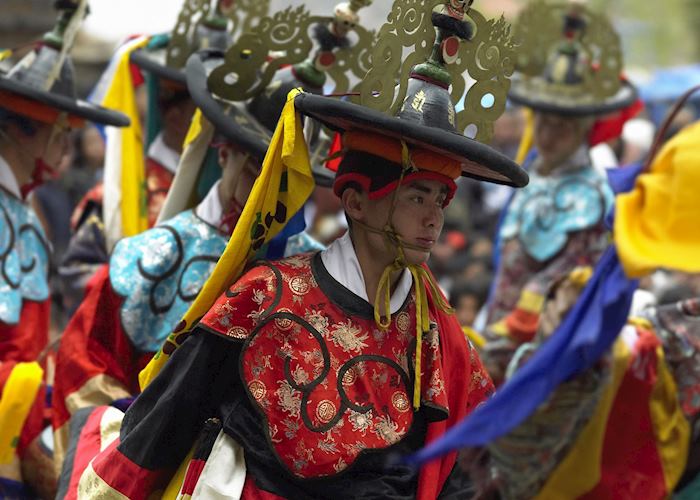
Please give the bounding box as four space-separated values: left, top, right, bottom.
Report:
515 108 534 165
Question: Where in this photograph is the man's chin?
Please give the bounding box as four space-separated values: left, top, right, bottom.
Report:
404 249 431 266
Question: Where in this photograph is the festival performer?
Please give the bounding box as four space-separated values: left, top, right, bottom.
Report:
482 0 639 382
52 0 374 491
470 107 700 500
0 1 130 496
58 0 245 297
72 0 528 498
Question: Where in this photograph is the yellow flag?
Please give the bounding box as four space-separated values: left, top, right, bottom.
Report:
139 89 315 388
101 37 150 242
0 363 43 464
615 120 700 278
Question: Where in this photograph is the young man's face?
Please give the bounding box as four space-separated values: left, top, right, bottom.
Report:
364 179 448 266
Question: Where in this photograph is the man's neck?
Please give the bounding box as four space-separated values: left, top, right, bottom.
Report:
350 230 403 312
0 142 30 189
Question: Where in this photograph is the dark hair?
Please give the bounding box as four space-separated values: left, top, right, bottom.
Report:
449 277 490 310
0 108 38 136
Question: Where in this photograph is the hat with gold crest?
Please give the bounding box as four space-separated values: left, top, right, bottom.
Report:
508 0 637 116
156 0 375 222
0 0 129 127
129 0 268 85
294 0 529 197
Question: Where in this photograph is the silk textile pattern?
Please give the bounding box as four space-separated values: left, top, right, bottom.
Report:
0 189 49 325
200 254 492 479
110 209 228 352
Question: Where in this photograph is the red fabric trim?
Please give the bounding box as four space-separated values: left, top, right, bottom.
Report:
0 90 85 127
334 171 456 207
332 172 371 197
589 98 644 147
91 439 168 500
181 459 206 496
417 264 494 499
241 474 285 500
580 328 667 499
343 131 462 180
53 266 149 432
63 406 110 500
327 132 343 172
0 298 50 363
129 61 145 88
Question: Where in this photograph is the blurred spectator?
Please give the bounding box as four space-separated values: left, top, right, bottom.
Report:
450 276 491 328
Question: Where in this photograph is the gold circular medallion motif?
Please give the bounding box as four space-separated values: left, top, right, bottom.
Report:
342 367 357 386
274 308 294 330
289 276 311 295
392 391 410 413
248 380 267 401
396 312 410 334
316 400 337 424
227 326 248 339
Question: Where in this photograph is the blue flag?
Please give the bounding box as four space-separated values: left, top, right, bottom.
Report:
405 164 643 465
406 246 638 464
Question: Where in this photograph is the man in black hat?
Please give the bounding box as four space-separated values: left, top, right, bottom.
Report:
481 0 638 382
75 1 528 497
0 1 129 496
59 0 238 300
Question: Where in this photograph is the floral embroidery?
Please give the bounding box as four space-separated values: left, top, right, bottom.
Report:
374 415 402 445
348 410 373 435
276 380 302 418
330 320 370 353
198 254 467 479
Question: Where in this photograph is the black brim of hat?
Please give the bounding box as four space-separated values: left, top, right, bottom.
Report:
186 50 271 163
509 77 638 116
131 48 187 86
186 50 336 188
0 76 130 127
293 93 529 188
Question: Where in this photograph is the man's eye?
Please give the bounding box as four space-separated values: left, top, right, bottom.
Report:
411 196 424 204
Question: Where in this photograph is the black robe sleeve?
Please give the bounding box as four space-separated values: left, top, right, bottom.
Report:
117 329 241 471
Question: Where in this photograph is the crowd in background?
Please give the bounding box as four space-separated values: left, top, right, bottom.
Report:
34 102 700 342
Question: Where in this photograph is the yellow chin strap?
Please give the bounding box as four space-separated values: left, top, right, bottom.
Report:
349 141 453 411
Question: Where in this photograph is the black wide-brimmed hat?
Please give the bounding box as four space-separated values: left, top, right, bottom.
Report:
292 4 528 189
508 0 637 116
186 49 332 187
130 3 232 86
0 2 129 127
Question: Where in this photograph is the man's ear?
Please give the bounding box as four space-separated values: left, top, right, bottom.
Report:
341 187 364 222
217 144 230 168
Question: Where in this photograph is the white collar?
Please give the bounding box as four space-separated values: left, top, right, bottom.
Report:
0 154 22 199
147 133 181 174
321 231 413 314
194 180 223 229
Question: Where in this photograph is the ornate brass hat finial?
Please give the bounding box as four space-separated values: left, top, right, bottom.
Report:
509 0 636 115
207 2 376 102
43 0 88 50
358 0 515 143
